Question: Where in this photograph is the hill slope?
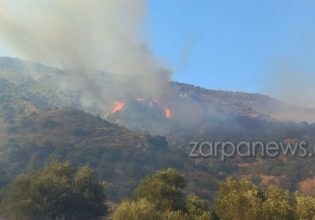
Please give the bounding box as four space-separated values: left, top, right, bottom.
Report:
0 107 222 201
1 57 315 126
0 57 314 197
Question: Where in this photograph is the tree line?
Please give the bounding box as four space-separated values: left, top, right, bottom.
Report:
0 161 314 220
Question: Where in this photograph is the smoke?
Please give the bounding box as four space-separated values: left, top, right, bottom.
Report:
0 0 229 134
176 33 198 74
265 63 315 108
0 0 171 105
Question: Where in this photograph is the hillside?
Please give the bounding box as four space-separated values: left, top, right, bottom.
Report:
0 58 315 129
0 106 226 202
0 57 314 198
172 82 315 123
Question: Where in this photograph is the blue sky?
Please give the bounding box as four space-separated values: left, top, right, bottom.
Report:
148 0 315 93
1 1 315 94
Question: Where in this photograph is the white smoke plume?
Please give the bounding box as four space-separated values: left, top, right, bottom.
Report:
265 63 315 108
0 0 171 104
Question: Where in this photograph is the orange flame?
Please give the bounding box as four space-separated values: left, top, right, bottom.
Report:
111 102 125 114
165 108 172 119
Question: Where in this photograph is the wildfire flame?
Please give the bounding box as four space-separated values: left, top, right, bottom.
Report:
165 108 172 119
110 99 173 119
111 101 125 114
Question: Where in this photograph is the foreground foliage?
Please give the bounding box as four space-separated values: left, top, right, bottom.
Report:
112 170 315 220
215 178 315 220
0 164 314 220
1 161 107 220
112 169 216 220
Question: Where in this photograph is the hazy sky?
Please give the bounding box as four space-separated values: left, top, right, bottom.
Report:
148 0 315 94
1 0 315 95
0 43 13 57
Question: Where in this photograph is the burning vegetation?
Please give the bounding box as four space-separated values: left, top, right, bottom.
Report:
111 102 125 114
165 108 172 119
110 98 173 120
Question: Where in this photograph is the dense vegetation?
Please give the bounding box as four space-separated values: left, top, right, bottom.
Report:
214 178 315 220
1 163 313 220
1 161 107 220
0 107 205 201
112 168 216 220
112 169 315 220
0 58 314 219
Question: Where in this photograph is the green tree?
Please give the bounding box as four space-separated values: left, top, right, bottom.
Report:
112 198 214 220
111 199 160 220
214 178 264 220
214 178 315 220
134 168 186 211
1 161 107 220
113 168 215 220
261 186 295 220
185 194 215 220
295 193 315 220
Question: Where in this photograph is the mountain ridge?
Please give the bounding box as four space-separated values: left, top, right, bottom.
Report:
1 56 314 125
